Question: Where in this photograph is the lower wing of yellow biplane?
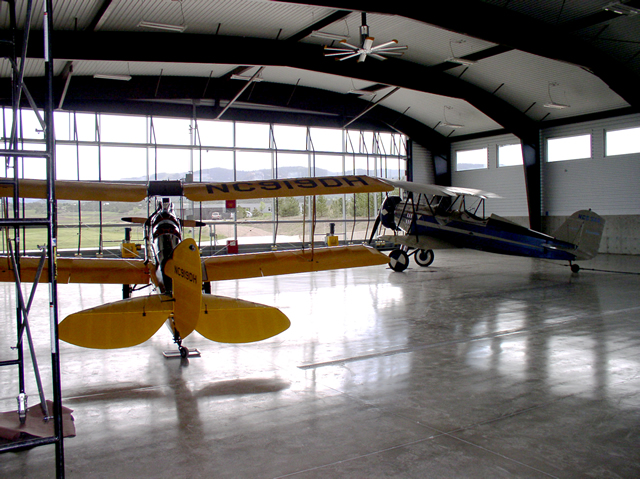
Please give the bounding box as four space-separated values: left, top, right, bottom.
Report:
2 243 388 349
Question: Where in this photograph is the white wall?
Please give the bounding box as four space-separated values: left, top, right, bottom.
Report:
411 142 435 184
451 134 529 218
541 114 640 216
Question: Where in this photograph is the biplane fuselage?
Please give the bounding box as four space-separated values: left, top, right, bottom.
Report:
397 205 582 261
376 180 605 272
0 175 393 354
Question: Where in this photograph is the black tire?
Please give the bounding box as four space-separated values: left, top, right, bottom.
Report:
389 249 409 272
571 264 580 273
179 346 189 358
414 249 434 267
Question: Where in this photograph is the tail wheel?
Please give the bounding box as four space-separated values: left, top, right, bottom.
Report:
415 249 434 267
389 249 409 272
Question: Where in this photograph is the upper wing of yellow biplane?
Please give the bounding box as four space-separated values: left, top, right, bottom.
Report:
0 256 150 284
0 175 393 202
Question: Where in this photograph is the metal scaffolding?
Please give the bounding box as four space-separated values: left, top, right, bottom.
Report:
0 0 64 477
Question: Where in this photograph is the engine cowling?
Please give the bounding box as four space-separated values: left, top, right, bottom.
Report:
380 196 402 231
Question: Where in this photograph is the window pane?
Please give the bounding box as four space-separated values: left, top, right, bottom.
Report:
606 127 640 156
276 153 309 177
101 114 147 143
74 112 97 142
498 144 523 167
196 149 234 182
196 119 234 147
310 128 342 152
101 146 147 181
155 147 190 179
236 151 272 179
317 155 343 176
456 148 488 171
56 145 100 180
273 124 307 150
151 117 191 145
17 142 46 179
547 134 591 162
236 122 269 149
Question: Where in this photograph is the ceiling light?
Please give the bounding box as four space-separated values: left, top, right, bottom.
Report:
445 57 477 66
441 106 464 129
93 74 132 81
446 40 477 67
310 31 348 41
544 81 570 109
137 21 186 32
441 122 465 129
543 102 570 109
230 74 264 82
604 2 640 15
348 89 377 95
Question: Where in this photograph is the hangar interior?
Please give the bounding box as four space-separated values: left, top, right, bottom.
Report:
1 1 640 477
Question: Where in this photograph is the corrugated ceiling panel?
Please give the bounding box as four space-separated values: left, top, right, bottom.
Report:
100 0 334 39
479 0 616 24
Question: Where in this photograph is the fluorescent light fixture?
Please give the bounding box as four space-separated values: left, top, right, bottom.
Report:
441 105 464 128
310 31 348 41
137 20 186 32
544 82 570 109
543 102 570 109
442 122 465 129
348 89 376 95
445 56 477 66
230 74 264 82
93 74 132 81
604 2 640 15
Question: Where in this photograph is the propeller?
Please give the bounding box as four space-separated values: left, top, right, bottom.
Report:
323 13 407 62
368 195 402 244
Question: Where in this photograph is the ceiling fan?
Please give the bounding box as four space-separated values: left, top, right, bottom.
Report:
323 13 408 62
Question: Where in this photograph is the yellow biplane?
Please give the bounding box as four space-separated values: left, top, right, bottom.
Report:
0 176 392 357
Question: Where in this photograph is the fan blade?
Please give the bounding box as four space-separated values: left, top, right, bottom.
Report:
376 46 408 53
324 46 355 52
339 52 362 61
324 51 356 57
357 52 368 62
369 53 388 61
337 40 361 50
362 37 374 51
371 39 398 51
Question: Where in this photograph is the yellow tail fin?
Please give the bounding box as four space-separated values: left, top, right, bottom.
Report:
196 295 290 343
59 295 173 349
164 238 203 339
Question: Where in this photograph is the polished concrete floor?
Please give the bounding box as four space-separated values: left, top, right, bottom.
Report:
1 250 640 478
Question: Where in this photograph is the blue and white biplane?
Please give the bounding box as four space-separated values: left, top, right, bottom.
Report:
373 180 605 273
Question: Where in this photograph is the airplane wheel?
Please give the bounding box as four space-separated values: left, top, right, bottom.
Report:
179 346 189 358
571 264 580 273
389 249 409 272
415 249 434 267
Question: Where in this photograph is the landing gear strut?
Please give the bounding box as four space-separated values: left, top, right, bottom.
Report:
162 328 201 359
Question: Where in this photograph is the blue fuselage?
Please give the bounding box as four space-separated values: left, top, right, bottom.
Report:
397 208 578 261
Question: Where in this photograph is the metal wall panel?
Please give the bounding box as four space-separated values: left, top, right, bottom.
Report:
451 134 529 217
411 142 434 184
541 113 640 216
